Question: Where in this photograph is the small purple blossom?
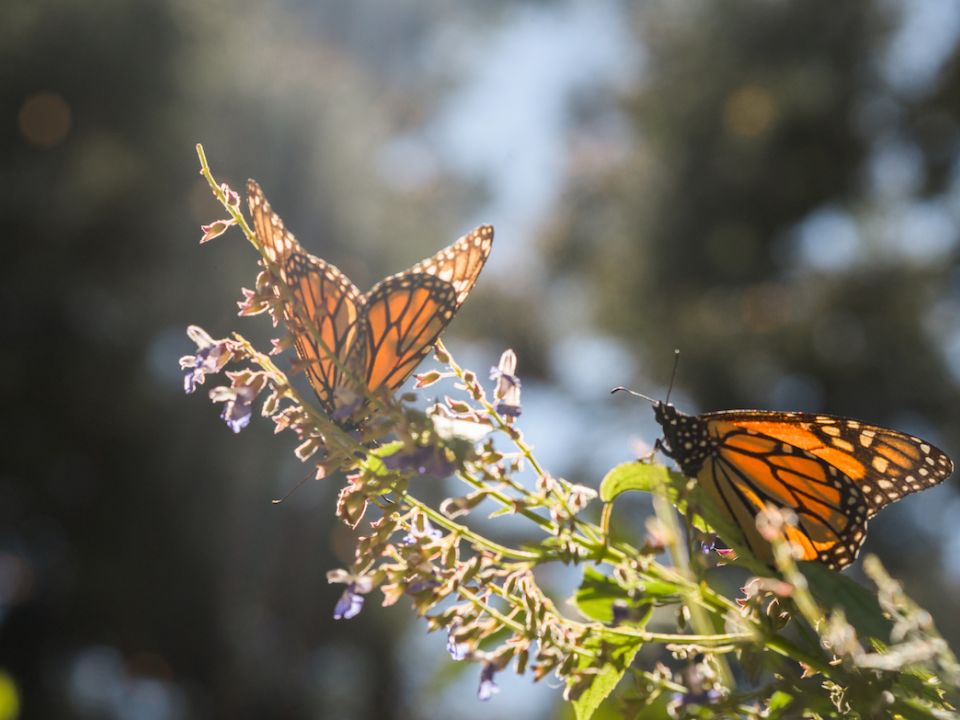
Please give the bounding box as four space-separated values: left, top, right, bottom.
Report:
327 570 374 620
670 661 721 712
447 630 468 661
495 400 522 418
405 578 440 595
218 384 256 433
699 535 736 562
490 349 521 418
402 518 443 545
383 445 456 478
330 392 363 422
670 688 721 708
183 346 221 393
180 326 232 393
477 663 500 701
333 585 365 620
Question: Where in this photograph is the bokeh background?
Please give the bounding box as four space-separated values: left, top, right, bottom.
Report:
4 0 960 717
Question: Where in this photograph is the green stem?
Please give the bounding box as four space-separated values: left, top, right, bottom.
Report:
626 666 689 695
399 492 540 562
763 633 833 678
653 487 735 688
457 467 557 534
458 586 529 638
196 144 259 248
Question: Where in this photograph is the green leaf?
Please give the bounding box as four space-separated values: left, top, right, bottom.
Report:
765 690 797 719
599 462 769 576
599 462 678 503
600 462 729 541
574 566 654 624
363 441 403 476
570 635 643 720
799 561 893 642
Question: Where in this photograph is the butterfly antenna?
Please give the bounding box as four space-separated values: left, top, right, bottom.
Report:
610 386 659 405
664 349 681 406
271 468 314 504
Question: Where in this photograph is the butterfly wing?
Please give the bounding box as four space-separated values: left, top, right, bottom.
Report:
708 411 954 517
247 180 365 412
696 410 953 569
361 225 493 393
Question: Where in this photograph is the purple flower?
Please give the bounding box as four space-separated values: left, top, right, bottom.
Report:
333 586 365 620
330 389 363 422
219 384 256 433
402 518 443 545
383 445 456 479
495 400 522 418
447 631 468 661
671 688 721 708
699 535 736 562
405 579 440 595
671 662 721 711
490 349 521 418
477 663 500 701
327 570 375 620
180 326 232 394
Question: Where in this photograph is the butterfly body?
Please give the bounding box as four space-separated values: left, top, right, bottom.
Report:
247 180 492 417
653 403 953 569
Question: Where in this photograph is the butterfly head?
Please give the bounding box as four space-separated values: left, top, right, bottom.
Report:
611 387 709 474
652 402 714 476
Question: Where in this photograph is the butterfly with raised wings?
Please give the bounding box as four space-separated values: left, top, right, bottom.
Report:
623 391 954 570
247 180 493 417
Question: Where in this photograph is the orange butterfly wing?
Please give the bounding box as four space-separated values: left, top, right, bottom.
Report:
710 411 954 519
248 180 493 414
362 225 493 393
247 180 365 412
656 405 953 569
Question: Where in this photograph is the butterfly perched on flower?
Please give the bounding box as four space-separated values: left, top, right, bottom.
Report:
619 388 954 569
247 180 492 417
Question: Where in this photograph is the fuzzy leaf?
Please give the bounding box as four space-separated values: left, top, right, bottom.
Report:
600 462 762 574
799 561 893 642
364 441 404 476
599 462 679 503
765 690 797 719
570 635 643 720
573 566 654 625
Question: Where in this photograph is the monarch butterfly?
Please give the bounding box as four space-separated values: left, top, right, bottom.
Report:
247 180 493 417
616 389 954 569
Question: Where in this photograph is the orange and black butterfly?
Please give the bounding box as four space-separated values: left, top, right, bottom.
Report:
625 391 954 569
247 180 493 417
